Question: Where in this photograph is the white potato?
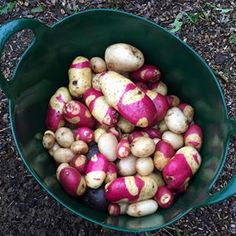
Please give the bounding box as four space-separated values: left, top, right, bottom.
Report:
117 154 137 176
162 131 184 150
55 127 74 148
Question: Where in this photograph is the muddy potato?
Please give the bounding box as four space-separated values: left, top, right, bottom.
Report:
81 186 109 212
130 137 155 158
105 43 144 72
90 57 107 73
42 130 55 149
55 127 74 148
70 140 88 154
117 154 137 176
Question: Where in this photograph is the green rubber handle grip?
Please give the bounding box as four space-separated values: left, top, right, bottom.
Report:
0 18 48 98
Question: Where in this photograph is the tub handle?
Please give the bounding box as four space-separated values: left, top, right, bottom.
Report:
0 19 48 98
203 119 236 206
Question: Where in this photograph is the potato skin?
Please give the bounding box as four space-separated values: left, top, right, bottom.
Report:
90 57 107 73
69 155 87 175
42 130 55 149
105 162 117 184
117 154 137 176
184 124 203 150
117 116 135 133
116 137 131 159
149 81 168 96
105 43 144 72
154 186 174 209
55 127 74 148
162 131 184 150
53 148 75 163
74 127 94 144
68 56 92 97
179 103 194 123
136 157 154 176
70 140 88 155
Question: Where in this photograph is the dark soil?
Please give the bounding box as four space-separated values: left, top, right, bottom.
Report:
0 0 236 235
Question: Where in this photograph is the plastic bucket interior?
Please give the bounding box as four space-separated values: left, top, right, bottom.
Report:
0 9 236 233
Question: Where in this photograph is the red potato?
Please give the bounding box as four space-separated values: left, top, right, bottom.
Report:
56 163 69 180
149 81 168 96
49 142 60 157
184 124 203 150
141 127 161 139
130 64 161 83
167 95 180 107
154 186 174 209
117 116 135 133
42 130 55 149
94 127 107 143
63 100 96 128
83 88 119 126
107 127 122 141
164 107 189 134
74 127 94 144
116 137 131 159
46 87 72 132
85 153 108 189
105 176 157 203
128 131 149 143
126 200 158 217
158 120 168 133
136 157 154 176
105 43 144 72
69 155 87 175
179 103 194 123
105 162 117 184
145 90 169 121
68 56 92 97
117 154 137 176
154 140 175 171
98 133 118 161
57 164 86 196
100 71 157 127
55 127 74 148
90 57 107 73
70 140 88 155
130 136 155 158
108 202 128 216
53 148 74 163
163 146 201 190
135 82 148 92
162 131 184 150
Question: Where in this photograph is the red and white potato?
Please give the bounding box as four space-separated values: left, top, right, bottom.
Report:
149 81 168 96
74 127 94 144
94 127 107 143
184 124 203 150
147 172 165 187
145 90 169 121
126 200 158 217
56 163 69 180
98 132 118 161
68 56 92 97
136 157 154 176
128 130 149 143
85 153 108 189
90 57 107 73
105 176 157 203
117 154 137 176
69 155 88 175
154 186 174 209
42 130 55 149
92 73 103 91
179 103 194 123
141 127 161 139
167 95 180 107
162 131 184 150
100 71 157 127
57 164 86 196
130 136 155 158
105 162 117 184
163 146 201 190
164 107 189 134
130 64 161 83
117 116 135 133
70 140 88 155
46 87 72 131
153 138 161 145
55 127 74 148
105 43 144 72
108 202 128 216
135 82 148 92
116 137 131 159
83 88 119 126
63 100 96 128
107 127 122 141
154 140 175 171
53 148 74 163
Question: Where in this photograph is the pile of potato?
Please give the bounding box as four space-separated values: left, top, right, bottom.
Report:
42 43 203 217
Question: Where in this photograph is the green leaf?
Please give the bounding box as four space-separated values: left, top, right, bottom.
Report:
31 5 44 13
0 2 16 15
230 35 236 45
169 12 185 33
206 3 233 14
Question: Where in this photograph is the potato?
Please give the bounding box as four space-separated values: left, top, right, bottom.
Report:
162 131 184 150
105 162 117 184
179 103 194 123
117 116 135 133
105 43 144 72
42 130 55 149
55 127 74 148
149 81 168 96
147 172 165 187
92 73 103 91
56 163 69 180
167 95 180 107
141 127 161 139
90 57 107 73
126 200 158 217
158 120 168 133
53 148 74 163
49 142 60 156
154 186 174 209
184 124 203 150
117 154 137 176
128 131 149 143
107 127 122 141
94 127 107 143
136 157 154 176
74 127 94 144
98 133 118 161
108 202 128 216
68 56 92 97
164 107 189 134
130 137 155 158
70 140 88 155
116 137 131 159
69 155 87 175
